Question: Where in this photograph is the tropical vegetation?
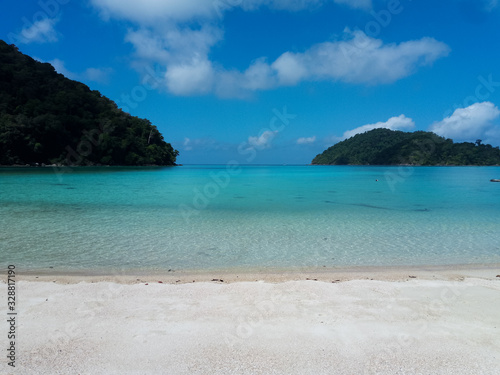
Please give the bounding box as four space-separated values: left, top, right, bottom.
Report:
312 128 500 165
0 40 178 166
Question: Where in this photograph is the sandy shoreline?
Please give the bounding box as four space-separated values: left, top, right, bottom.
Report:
1 266 500 374
15 263 500 284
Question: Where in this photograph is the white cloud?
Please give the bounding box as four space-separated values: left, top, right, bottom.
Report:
91 0 371 23
270 30 450 86
183 137 193 151
182 137 224 151
48 58 76 79
126 25 221 65
193 30 449 96
165 58 215 95
297 136 316 144
84 67 113 84
211 61 278 98
124 25 222 95
91 1 448 98
19 18 59 44
172 30 448 97
248 130 278 149
242 58 277 90
342 114 415 139
48 59 112 84
333 0 371 10
91 0 214 22
429 102 500 142
125 29 171 64
272 52 308 86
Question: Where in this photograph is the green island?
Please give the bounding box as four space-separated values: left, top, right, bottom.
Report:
312 128 500 166
0 40 178 166
2 40 500 168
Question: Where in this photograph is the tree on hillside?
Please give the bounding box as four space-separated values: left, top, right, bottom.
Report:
0 40 179 166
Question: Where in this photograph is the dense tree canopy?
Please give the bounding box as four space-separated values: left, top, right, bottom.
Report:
0 40 178 166
312 128 500 165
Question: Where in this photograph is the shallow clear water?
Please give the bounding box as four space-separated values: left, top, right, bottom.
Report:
1 165 499 273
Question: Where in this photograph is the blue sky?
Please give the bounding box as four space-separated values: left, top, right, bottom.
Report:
2 0 500 164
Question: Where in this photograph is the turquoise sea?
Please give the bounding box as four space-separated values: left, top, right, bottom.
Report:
1 165 499 274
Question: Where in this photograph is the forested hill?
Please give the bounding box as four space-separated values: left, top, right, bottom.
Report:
312 128 500 165
0 40 178 166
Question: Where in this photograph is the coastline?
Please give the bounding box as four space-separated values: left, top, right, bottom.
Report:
1 267 499 374
16 263 500 284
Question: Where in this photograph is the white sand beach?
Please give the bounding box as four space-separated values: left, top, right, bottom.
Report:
2 268 500 374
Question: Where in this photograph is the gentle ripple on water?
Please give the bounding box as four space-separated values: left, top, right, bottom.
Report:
1 165 499 272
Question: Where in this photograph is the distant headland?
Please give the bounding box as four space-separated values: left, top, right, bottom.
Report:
0 40 178 167
312 128 500 166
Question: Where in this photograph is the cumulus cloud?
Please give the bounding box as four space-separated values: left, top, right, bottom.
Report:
125 29 171 64
124 25 222 95
158 30 449 97
216 31 445 96
18 18 59 44
125 25 221 65
271 52 308 86
91 1 448 98
297 136 316 144
342 114 415 139
270 30 450 86
48 59 112 84
48 58 75 79
91 0 214 22
429 102 500 142
166 58 215 95
248 130 278 149
91 0 371 23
